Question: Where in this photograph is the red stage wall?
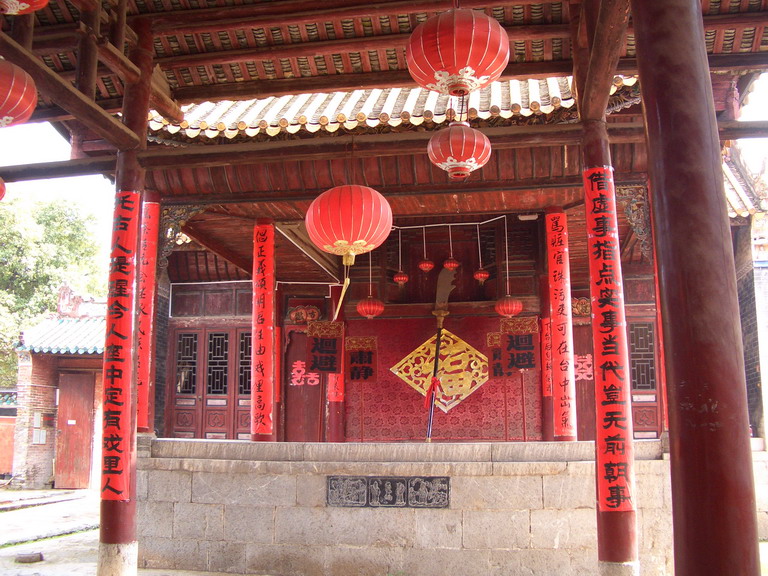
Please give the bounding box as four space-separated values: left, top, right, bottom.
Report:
345 315 542 442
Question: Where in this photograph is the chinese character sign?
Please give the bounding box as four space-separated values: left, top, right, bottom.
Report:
346 337 378 384
541 318 553 398
251 222 275 435
306 321 344 374
583 166 635 513
101 190 139 501
136 200 159 432
545 210 577 439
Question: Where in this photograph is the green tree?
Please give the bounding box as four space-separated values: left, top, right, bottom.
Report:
0 198 105 387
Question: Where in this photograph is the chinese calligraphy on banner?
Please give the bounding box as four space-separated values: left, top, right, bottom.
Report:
487 318 539 377
306 321 344 374
136 200 159 431
346 337 378 383
251 222 275 435
545 210 577 439
101 190 139 501
540 318 553 398
583 166 635 513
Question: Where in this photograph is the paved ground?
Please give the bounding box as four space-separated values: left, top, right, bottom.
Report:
1 487 766 575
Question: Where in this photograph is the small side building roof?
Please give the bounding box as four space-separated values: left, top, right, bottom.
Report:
17 317 106 355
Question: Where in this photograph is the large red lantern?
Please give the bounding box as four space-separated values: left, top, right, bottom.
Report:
0 60 37 127
428 121 492 180
305 185 393 266
0 0 48 15
356 296 385 319
406 9 510 96
495 295 523 318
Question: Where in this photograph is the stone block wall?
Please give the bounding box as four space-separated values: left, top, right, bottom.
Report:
136 440 716 576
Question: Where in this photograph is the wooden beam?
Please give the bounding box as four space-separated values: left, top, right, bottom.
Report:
581 0 630 121
0 31 141 150
181 221 253 275
2 120 766 183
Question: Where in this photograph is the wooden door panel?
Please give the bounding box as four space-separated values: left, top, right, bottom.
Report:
55 373 95 489
284 330 324 442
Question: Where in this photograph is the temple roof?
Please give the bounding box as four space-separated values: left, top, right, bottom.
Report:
17 317 105 355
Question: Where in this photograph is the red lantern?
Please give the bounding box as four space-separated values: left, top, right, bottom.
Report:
495 295 523 318
0 60 37 128
473 268 490 285
406 9 510 96
0 0 48 14
418 259 435 273
443 257 460 270
428 121 491 180
305 185 393 266
0 178 5 201
356 296 385 319
394 270 409 286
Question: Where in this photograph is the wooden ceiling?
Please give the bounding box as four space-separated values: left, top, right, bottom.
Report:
1 1 767 286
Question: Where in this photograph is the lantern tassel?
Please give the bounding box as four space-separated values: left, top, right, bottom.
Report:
332 275 351 322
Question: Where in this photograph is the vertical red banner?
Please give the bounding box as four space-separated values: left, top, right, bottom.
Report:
136 200 159 432
101 190 140 501
545 209 577 439
251 222 275 435
541 318 553 398
583 167 636 513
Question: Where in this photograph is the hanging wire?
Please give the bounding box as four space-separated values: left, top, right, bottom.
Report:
422 226 428 258
503 215 510 296
448 224 454 257
398 229 403 270
368 250 373 297
476 223 483 268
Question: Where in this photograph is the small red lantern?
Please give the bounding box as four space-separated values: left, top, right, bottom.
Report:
394 270 409 286
495 295 523 318
0 60 37 128
443 257 460 270
356 296 385 319
0 0 48 14
418 259 435 273
473 268 490 285
406 9 510 96
305 184 393 266
428 121 491 180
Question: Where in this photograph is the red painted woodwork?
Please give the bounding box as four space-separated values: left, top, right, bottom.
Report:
137 200 160 433
406 8 510 96
345 316 542 442
572 324 597 442
305 184 393 265
427 122 492 180
284 329 325 442
0 59 37 127
55 373 95 489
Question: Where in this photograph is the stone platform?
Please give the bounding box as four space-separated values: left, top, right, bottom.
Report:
137 438 768 576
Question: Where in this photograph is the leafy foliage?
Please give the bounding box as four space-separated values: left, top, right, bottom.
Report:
0 198 105 387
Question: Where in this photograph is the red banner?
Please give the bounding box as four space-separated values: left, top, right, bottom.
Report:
306 321 344 374
541 318 553 398
583 166 636 513
346 337 377 384
100 190 139 501
251 222 275 435
545 210 577 439
136 200 159 432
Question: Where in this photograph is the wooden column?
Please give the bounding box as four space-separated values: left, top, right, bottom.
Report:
539 275 554 441
136 194 160 433
98 18 152 576
582 120 638 575
545 208 577 440
629 1 760 574
251 219 277 440
326 284 346 442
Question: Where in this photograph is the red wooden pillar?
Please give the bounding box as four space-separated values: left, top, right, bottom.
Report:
582 120 638 574
98 17 153 576
545 209 577 440
326 284 346 442
540 315 554 442
251 219 277 440
630 1 760 574
136 195 160 433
